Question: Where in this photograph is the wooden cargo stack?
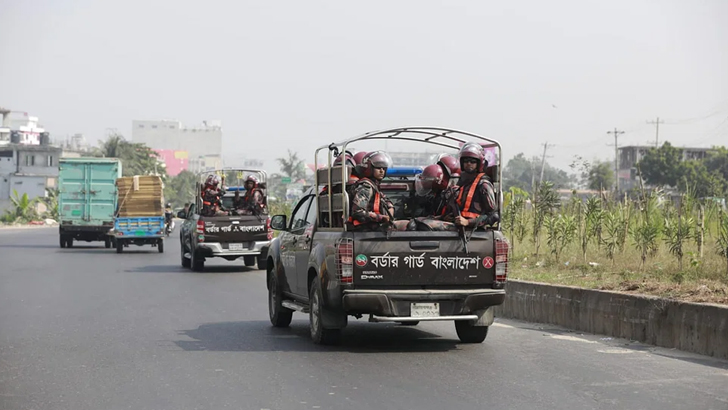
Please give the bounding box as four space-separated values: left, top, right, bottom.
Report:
116 175 164 217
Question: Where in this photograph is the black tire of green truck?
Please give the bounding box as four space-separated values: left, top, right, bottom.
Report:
268 274 293 327
309 279 341 345
67 238 74 248
60 235 66 248
116 239 123 254
158 239 164 253
244 255 256 267
191 250 204 272
105 237 111 249
454 321 489 343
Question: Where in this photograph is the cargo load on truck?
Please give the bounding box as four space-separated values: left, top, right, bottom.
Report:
111 175 166 254
116 175 164 217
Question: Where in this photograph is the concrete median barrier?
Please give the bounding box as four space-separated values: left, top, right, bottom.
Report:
494 280 728 359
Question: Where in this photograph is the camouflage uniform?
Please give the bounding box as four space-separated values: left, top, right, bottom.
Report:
201 186 226 217
347 178 394 231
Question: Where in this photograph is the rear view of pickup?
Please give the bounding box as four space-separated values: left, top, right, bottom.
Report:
265 127 509 345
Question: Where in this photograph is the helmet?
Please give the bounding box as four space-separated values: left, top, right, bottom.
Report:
359 151 393 178
333 150 355 167
436 154 461 179
458 142 486 172
245 175 259 185
353 151 368 165
415 164 447 197
166 202 172 208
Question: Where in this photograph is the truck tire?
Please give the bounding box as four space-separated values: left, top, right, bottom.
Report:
244 255 256 267
158 239 164 253
181 243 191 268
455 321 488 343
398 321 420 326
67 238 74 248
309 279 341 345
268 274 293 327
116 239 123 254
191 250 204 272
105 237 111 249
257 256 266 271
60 235 66 248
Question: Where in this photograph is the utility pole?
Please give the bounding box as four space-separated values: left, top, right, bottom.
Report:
538 142 554 186
646 117 664 147
607 128 625 193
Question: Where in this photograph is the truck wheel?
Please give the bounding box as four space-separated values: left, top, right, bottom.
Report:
67 238 74 248
257 256 266 271
116 239 123 254
398 321 420 326
244 255 256 267
455 321 488 343
181 244 191 268
268 274 293 327
309 279 341 345
191 250 204 272
105 237 111 249
158 239 164 253
60 235 66 248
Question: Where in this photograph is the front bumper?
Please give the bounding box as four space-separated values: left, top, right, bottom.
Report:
197 241 269 257
342 288 505 318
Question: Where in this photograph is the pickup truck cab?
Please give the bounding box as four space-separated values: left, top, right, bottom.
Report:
266 127 509 345
178 169 273 272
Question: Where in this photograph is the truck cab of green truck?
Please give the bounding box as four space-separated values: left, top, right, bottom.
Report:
58 158 122 248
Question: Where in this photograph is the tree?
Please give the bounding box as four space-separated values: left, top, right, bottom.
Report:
276 150 306 181
704 146 728 182
95 134 166 178
163 170 198 207
679 160 727 198
1 190 39 223
638 142 683 187
587 161 614 191
503 153 576 193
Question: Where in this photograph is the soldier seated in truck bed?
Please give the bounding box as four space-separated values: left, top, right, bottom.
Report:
346 151 396 232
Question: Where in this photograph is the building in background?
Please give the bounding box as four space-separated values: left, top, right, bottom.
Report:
617 145 712 191
0 144 62 214
132 119 222 174
0 110 48 146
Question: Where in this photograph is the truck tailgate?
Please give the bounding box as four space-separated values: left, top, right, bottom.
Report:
352 231 496 287
200 215 269 244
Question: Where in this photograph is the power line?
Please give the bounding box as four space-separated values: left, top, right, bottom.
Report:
607 128 625 192
646 117 665 147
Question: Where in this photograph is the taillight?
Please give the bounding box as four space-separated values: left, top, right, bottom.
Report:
196 221 205 242
336 238 353 284
266 217 273 240
495 238 509 285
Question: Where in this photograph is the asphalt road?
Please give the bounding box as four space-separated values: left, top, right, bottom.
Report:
1 227 728 410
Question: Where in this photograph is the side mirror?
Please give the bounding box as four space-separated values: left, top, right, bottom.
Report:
177 211 187 219
270 214 287 231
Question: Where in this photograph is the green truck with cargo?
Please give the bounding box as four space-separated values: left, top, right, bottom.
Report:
58 157 122 248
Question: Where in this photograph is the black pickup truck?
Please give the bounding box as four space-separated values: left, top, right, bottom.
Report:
178 170 272 272
265 127 509 344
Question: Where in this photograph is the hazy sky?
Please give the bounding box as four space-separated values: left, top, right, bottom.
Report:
2 0 727 173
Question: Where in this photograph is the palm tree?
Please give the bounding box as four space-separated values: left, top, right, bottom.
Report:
276 150 306 181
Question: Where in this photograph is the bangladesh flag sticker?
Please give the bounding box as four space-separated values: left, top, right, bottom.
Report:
355 254 368 267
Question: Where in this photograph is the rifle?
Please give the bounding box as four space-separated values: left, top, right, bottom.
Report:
445 187 469 254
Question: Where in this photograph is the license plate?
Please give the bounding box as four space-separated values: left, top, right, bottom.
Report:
229 243 243 251
411 302 439 318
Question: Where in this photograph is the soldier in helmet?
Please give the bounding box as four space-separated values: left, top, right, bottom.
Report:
346 151 395 231
238 174 267 215
201 174 227 216
447 142 498 229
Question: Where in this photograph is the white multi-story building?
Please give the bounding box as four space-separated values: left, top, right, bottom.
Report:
131 119 223 173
